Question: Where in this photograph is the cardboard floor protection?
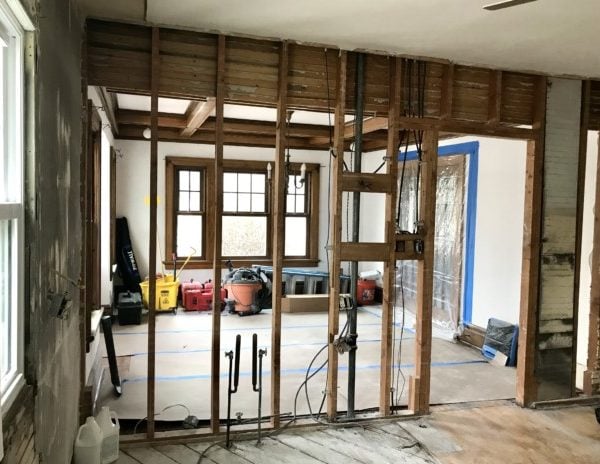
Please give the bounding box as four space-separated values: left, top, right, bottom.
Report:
97 306 516 421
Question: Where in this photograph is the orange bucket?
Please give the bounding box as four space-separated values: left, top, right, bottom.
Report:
224 281 262 313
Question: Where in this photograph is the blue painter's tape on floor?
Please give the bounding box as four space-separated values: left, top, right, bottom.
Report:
122 335 415 357
122 359 487 384
113 321 389 336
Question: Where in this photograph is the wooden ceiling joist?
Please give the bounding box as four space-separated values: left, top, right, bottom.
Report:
180 97 216 136
116 109 332 140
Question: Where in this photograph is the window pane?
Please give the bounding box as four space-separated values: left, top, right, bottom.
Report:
1 220 13 379
285 217 307 256
296 194 305 213
222 216 267 256
176 215 202 257
286 194 295 213
251 193 265 213
179 170 189 191
189 192 201 212
189 171 201 191
237 193 251 212
252 173 265 193
0 46 6 202
296 176 305 194
223 192 237 212
179 192 189 211
238 173 251 192
223 172 237 192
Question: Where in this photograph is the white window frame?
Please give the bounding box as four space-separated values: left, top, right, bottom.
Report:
0 0 33 414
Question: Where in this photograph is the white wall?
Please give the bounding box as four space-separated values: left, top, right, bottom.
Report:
114 140 334 282
577 131 599 370
462 136 527 328
358 136 527 329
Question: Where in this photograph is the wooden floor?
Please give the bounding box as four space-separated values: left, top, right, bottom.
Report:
118 401 600 464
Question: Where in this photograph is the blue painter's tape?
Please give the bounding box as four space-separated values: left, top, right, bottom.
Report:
125 335 415 357
397 141 479 325
113 321 386 336
122 359 487 384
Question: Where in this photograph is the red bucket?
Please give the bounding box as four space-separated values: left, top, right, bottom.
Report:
356 278 377 306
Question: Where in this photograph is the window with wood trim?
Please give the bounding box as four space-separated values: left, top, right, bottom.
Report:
285 173 309 257
165 157 320 268
0 0 27 412
175 168 205 258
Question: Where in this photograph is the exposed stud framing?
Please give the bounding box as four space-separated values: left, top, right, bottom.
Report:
407 130 439 414
380 57 402 415
327 50 347 421
210 35 226 433
146 26 160 439
516 76 547 406
81 18 568 445
271 41 289 428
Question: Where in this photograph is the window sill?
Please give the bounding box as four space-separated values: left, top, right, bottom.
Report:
1 373 25 418
163 258 320 270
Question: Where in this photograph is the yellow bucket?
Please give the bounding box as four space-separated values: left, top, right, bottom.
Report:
140 275 180 311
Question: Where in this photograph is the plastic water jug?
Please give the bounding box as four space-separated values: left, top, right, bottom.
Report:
74 416 102 464
96 406 120 463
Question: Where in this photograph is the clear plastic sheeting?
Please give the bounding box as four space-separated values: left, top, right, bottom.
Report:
395 155 466 335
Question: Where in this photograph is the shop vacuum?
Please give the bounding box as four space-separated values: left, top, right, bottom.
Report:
223 261 271 316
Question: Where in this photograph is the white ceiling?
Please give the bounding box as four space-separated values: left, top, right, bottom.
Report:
116 94 190 114
79 0 600 79
114 93 353 125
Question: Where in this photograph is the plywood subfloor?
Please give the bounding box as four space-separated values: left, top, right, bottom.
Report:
118 403 600 464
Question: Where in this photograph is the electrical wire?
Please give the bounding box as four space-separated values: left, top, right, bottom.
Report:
132 403 191 435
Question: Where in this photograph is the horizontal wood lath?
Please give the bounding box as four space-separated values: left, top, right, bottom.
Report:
502 72 536 126
452 65 490 122
589 80 600 130
87 20 151 91
160 27 217 98
87 19 540 133
226 36 279 105
288 45 339 111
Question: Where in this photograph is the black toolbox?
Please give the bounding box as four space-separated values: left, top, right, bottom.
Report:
117 291 143 325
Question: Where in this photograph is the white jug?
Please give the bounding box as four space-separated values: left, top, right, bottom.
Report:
96 406 120 464
74 416 102 464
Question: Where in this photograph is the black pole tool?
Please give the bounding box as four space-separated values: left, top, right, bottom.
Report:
225 334 241 448
101 316 122 396
251 333 267 444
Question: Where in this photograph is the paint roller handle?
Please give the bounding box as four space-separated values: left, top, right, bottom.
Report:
233 334 241 392
252 333 258 391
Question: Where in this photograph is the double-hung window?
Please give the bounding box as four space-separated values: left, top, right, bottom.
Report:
174 167 205 258
0 0 28 411
285 173 309 257
165 158 320 267
222 170 268 258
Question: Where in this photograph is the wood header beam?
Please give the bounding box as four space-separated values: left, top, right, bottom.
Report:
180 97 216 136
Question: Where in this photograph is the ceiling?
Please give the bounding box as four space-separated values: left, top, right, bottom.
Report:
114 93 353 125
78 0 600 79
